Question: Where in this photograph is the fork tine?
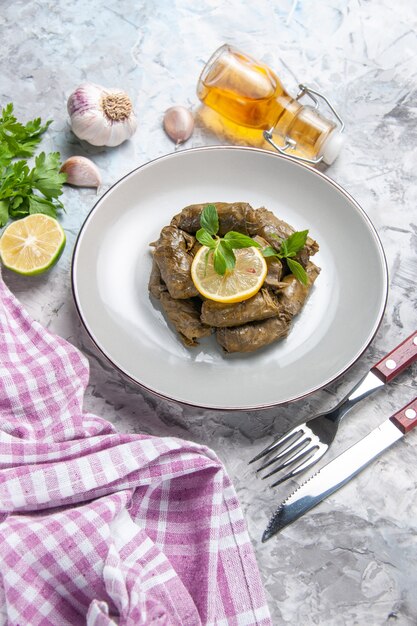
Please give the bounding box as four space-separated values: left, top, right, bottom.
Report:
248 425 304 465
269 446 327 488
256 436 310 473
261 444 319 480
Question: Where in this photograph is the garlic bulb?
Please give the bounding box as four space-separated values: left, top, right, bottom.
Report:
67 83 137 147
163 106 194 144
60 156 101 188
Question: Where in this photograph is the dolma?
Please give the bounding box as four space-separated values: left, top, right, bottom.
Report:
171 202 257 236
152 225 198 299
171 203 317 263
278 262 321 317
264 256 285 289
159 291 212 347
148 258 166 300
252 236 284 288
201 288 282 327
150 202 321 354
216 314 291 353
148 259 211 346
248 207 319 257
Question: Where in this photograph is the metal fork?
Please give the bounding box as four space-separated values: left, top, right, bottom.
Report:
249 331 417 486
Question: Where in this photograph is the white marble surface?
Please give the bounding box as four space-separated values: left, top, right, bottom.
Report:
1 1 417 624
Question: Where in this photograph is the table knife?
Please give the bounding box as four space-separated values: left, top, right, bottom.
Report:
262 396 417 542
249 331 417 479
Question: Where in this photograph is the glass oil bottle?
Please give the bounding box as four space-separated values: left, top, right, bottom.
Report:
197 44 344 165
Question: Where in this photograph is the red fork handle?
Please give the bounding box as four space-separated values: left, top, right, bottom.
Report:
390 397 417 434
371 331 417 383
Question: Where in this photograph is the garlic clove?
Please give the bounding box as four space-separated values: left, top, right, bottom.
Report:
163 106 194 144
60 156 102 188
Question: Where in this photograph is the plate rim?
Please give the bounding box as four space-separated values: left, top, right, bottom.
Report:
71 145 389 411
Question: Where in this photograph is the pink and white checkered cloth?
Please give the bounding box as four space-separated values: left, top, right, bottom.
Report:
0 271 271 626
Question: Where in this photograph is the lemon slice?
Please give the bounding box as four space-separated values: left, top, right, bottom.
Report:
0 214 66 275
191 245 267 303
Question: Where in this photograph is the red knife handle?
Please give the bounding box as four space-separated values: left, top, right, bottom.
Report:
371 331 417 383
390 397 417 434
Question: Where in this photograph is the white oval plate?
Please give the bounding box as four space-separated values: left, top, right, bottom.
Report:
72 147 388 410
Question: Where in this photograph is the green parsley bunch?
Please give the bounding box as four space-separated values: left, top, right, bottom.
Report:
0 103 67 227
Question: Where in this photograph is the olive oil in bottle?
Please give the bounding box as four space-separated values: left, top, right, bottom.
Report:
197 45 344 164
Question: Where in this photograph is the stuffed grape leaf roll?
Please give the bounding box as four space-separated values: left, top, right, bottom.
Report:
152 225 198 299
159 292 212 347
148 260 211 346
248 207 319 258
216 314 291 353
149 202 321 354
171 202 256 236
148 258 166 300
278 262 321 317
201 288 282 327
252 235 284 288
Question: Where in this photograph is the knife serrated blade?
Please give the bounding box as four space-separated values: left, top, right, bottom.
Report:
262 396 417 542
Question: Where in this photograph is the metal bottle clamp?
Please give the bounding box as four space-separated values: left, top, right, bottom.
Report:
263 84 345 165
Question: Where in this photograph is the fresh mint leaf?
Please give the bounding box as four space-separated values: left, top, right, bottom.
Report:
279 239 288 257
223 231 260 249
196 227 216 248
287 258 308 285
281 230 309 256
197 203 310 283
203 248 211 275
218 240 236 270
261 245 279 258
200 203 219 236
259 232 310 285
213 246 227 275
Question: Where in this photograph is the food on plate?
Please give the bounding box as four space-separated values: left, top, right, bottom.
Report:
171 202 319 255
201 288 282 327
216 314 292 354
278 262 321 317
149 259 211 346
247 206 319 257
191 245 267 304
158 292 211 347
215 261 320 353
151 225 199 299
172 201 255 235
253 235 284 288
149 202 320 353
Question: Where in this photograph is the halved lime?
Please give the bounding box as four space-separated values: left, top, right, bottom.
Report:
0 214 66 275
